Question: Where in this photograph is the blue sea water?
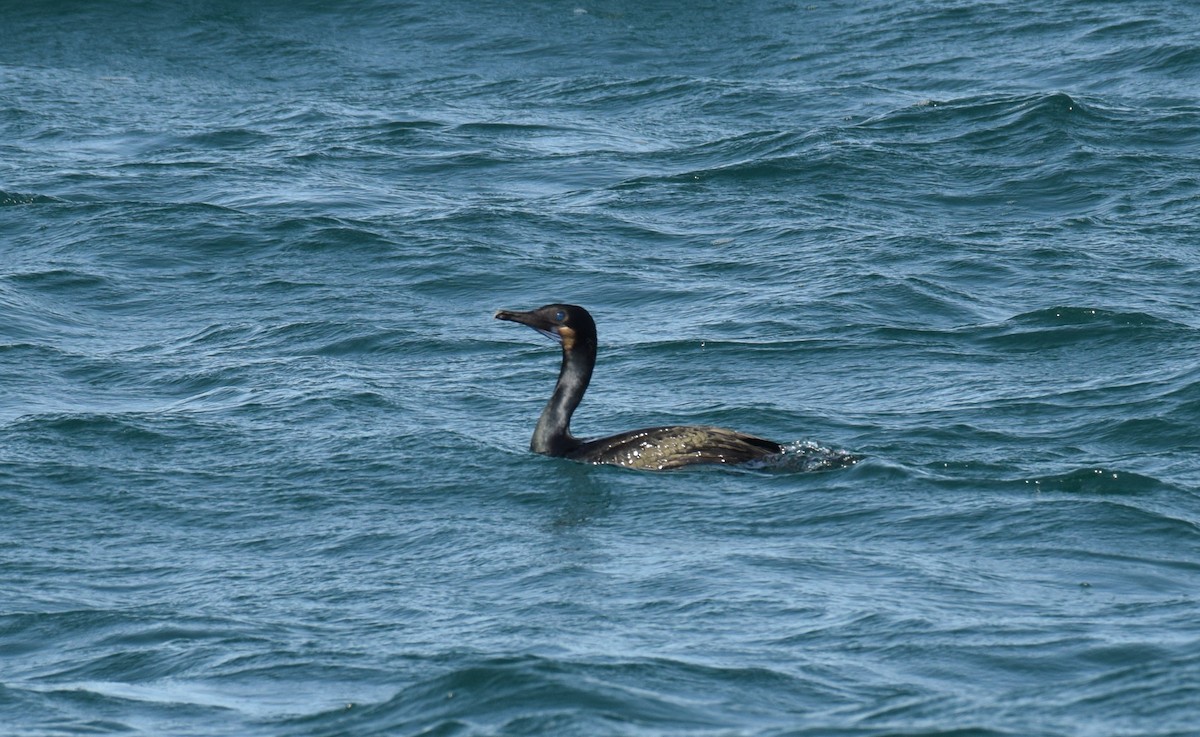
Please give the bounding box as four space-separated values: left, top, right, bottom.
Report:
3 1 1200 735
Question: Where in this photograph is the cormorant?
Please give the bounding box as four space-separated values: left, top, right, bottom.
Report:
494 303 785 470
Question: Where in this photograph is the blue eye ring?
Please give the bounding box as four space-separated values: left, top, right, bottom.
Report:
554 310 566 322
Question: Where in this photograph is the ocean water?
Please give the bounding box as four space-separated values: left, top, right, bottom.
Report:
3 1 1200 735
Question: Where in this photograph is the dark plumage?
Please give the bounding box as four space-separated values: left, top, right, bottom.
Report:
494 303 784 470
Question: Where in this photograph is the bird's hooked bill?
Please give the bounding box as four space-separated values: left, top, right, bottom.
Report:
494 309 563 343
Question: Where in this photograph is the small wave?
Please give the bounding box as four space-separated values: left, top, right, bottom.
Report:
279 654 817 737
973 306 1191 351
1017 467 1172 495
4 268 115 293
169 322 264 353
351 118 445 146
179 127 274 150
755 440 862 473
7 412 176 446
863 91 1116 144
608 91 1137 197
1078 18 1162 42
1091 42 1200 79
312 329 411 357
451 121 573 135
1006 306 1183 330
0 190 61 206
552 74 711 108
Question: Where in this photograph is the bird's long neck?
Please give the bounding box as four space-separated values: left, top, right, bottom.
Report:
531 339 595 456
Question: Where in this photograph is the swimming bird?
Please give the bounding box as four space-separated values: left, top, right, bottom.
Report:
494 303 784 470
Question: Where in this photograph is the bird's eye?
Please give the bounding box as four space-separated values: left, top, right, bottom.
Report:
554 310 566 322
